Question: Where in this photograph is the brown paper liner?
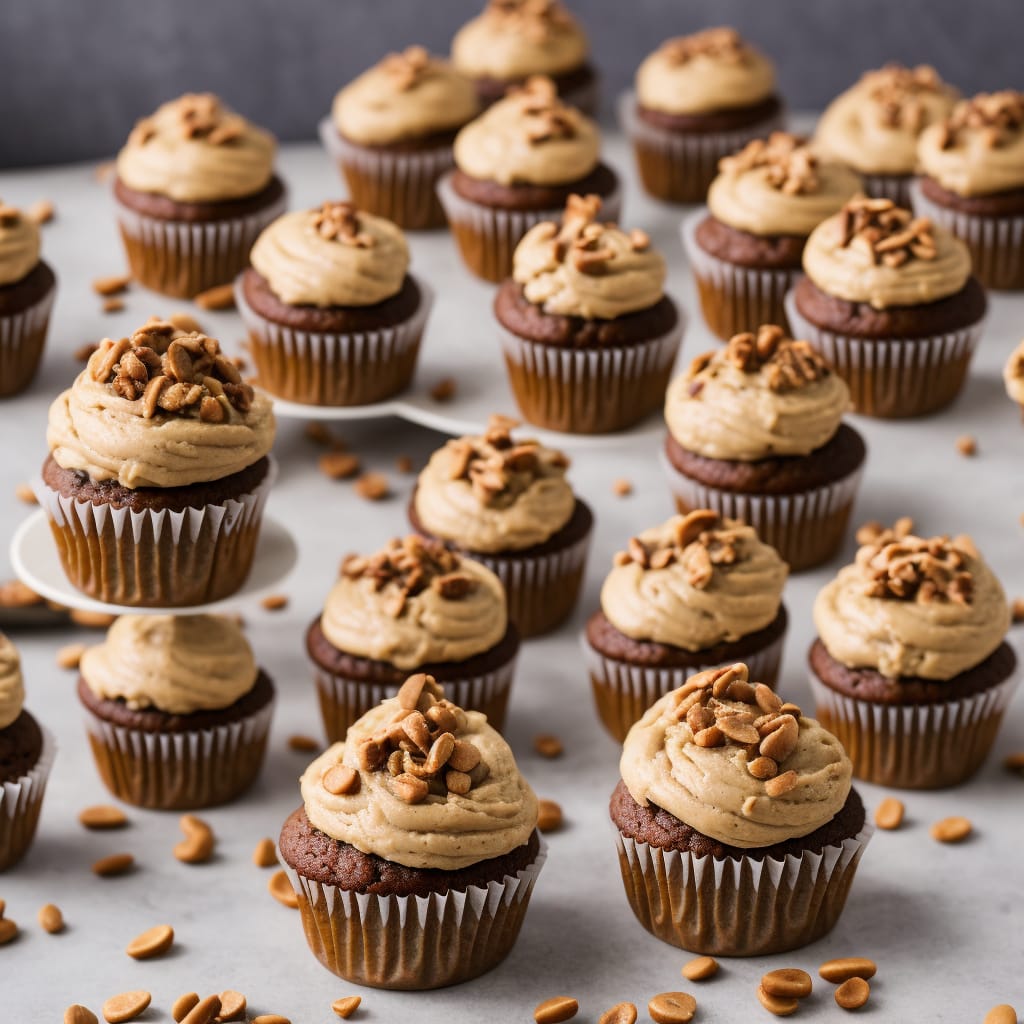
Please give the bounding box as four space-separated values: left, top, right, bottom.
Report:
0 729 55 872
0 282 55 399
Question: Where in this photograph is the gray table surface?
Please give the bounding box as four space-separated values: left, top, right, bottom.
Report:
0 136 1022 1023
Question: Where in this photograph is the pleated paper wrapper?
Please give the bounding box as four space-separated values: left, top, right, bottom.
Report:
861 172 914 208
0 727 55 872
0 280 55 398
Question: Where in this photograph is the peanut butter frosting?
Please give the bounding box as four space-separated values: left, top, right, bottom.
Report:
301 675 537 870
601 511 787 651
47 318 275 489
1004 340 1024 406
665 325 849 461
917 91 1024 196
116 93 275 203
321 536 508 670
814 520 1009 680
453 76 600 186
802 196 971 308
707 133 862 238
636 27 776 116
815 64 958 176
0 203 41 287
452 0 588 80
620 664 853 849
414 415 575 553
249 202 409 308
80 615 259 715
513 194 665 318
332 47 479 145
0 633 25 731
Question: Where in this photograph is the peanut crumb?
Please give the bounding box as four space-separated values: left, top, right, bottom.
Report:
612 478 633 497
92 274 131 297
14 483 36 505
395 455 415 474
304 422 340 446
355 472 390 501
537 799 563 833
56 643 87 670
102 297 125 314
1011 597 1024 623
318 451 361 480
955 434 977 456
288 734 321 753
260 593 288 612
27 199 54 225
252 837 278 867
430 377 457 403
534 734 564 759
0 579 42 608
194 283 235 310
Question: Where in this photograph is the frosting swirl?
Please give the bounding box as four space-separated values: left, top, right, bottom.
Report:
0 633 25 731
0 204 41 287
79 615 258 715
116 93 275 203
1004 340 1024 406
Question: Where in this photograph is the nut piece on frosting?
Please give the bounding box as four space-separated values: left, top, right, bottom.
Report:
935 90 1024 151
657 26 759 68
863 64 952 131
512 75 583 144
834 196 938 268
718 132 820 195
127 92 248 148
309 201 376 247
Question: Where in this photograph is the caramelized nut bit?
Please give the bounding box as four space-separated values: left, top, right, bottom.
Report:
217 990 247 1021
332 996 362 1019
1004 751 1024 774
251 1016 291 1024
92 852 135 877
648 992 697 1024
764 770 799 797
0 918 18 944
612 478 633 497
534 733 564 758
761 968 812 999
171 993 200 1022
194 283 235 310
28 199 55 225
64 1007 99 1024
260 593 288 611
56 643 87 670
445 770 472 795
747 756 779 780
756 984 799 1017
682 955 719 981
874 796 905 830
38 903 64 933
179 995 222 1024
322 764 360 796
537 798 563 833
448 739 481 773
101 991 152 1023
103 297 125 314
288 734 321 753
79 804 128 829
14 482 36 504
174 814 215 864
598 1003 637 1024
956 434 978 456
125 923 174 960
835 977 870 1010
819 958 878 984
393 772 429 804
930 815 972 842
92 274 132 296
984 1006 1019 1024
354 472 389 501
269 870 299 908
534 996 579 1024
430 377 457 403
319 451 361 480
253 837 278 868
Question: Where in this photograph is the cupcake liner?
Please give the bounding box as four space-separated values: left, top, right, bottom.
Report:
279 838 546 990
614 821 872 956
497 314 685 434
681 208 798 341
113 190 287 299
808 670 1020 789
582 627 786 743
910 179 1024 291
236 275 433 407
82 699 273 810
861 172 913 208
618 90 786 205
785 288 985 419
0 279 56 399
660 443 864 572
0 726 56 872
436 170 623 283
319 117 454 231
315 653 518 744
34 458 276 607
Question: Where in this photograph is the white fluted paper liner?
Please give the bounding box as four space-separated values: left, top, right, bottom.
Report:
0 726 55 871
861 172 913 208
785 288 986 418
614 820 872 956
0 279 55 399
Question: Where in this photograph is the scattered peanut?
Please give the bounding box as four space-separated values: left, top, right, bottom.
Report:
171 993 200 1022
74 342 99 362
648 992 697 1023
931 815 972 843
318 451 361 480
761 969 812 999
835 977 870 1010
251 1016 291 1024
269 870 298 908
599 1003 637 1024
69 609 116 628
173 814 215 864
218 990 247 1021
0 918 18 945
1004 752 1024 774
179 994 221 1024
103 298 125 314
395 455 415 474
27 199 55 225
56 643 87 670
14 482 36 504
534 996 579 1024
612 478 633 497
874 796 905 830
64 1007 99 1024
288 734 321 753
332 996 362 1019
354 472 389 501
92 274 131 297
260 593 289 611
38 903 64 933
682 955 719 981
79 805 128 830
101 990 151 1023
125 923 174 960
533 733 564 758
819 958 877 984
194 283 235 310
537 799 563 833
169 311 203 333
756 984 799 1017
1011 599 1024 624
92 853 135 877
253 837 278 867
984 1006 1018 1024
956 434 977 457
430 377 457 402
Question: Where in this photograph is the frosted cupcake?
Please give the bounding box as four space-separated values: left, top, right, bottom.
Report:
1004 340 1024 417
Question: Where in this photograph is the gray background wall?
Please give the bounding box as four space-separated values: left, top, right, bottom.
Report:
2 0 1022 168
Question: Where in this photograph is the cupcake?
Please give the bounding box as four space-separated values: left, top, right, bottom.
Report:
113 93 286 298
496 194 682 434
0 633 56 871
912 91 1024 290
237 201 431 406
40 318 276 607
436 76 621 282
682 133 861 340
809 520 1018 789
408 414 593 638
785 195 987 417
662 325 866 571
0 201 56 399
1004 339 1024 417
451 0 596 113
583 510 788 742
279 674 544 989
320 47 480 230
78 615 274 809
621 27 785 205
307 535 519 743
815 64 958 206
612 662 870 956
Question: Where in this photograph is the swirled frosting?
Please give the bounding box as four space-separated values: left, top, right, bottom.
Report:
332 47 479 145
452 0 588 80
0 204 41 287
601 512 787 650
0 633 25 731
250 202 409 307
116 93 275 203
636 27 776 116
453 76 600 186
1004 340 1024 406
79 615 258 715
665 325 849 460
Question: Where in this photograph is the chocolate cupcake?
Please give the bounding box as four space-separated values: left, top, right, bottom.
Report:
786 196 987 417
662 325 866 571
0 634 56 871
1004 340 1024 417
0 202 56 399
279 674 544 989
40 318 276 607
496 194 681 433
809 520 1017 790
682 133 861 340
583 510 788 742
237 201 431 406
320 47 479 230
451 0 596 114
408 415 592 638
815 64 958 206
621 27 785 205
78 615 274 809
307 535 519 743
612 663 870 956
113 93 286 298
436 76 620 282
